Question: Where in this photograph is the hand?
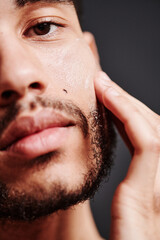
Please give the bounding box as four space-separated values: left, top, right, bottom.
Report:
94 71 160 240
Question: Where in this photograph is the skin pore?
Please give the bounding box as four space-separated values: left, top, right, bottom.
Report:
0 0 115 239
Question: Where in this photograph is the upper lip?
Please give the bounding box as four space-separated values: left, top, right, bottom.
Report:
0 110 75 151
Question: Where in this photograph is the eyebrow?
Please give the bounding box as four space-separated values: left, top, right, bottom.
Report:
16 0 73 7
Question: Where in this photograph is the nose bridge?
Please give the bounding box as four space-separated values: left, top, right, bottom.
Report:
0 34 46 106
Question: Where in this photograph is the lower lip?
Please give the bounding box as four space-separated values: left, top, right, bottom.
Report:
6 127 71 159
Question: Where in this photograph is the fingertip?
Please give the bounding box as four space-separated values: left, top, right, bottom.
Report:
95 71 112 87
94 71 111 94
94 71 116 103
94 72 106 103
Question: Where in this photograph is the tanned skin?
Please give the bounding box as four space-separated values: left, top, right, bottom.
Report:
0 1 159 240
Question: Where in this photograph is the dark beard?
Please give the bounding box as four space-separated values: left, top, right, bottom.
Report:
0 100 116 222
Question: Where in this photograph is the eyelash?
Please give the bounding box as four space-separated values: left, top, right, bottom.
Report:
23 18 64 40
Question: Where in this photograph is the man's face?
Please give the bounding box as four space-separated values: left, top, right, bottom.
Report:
0 0 115 221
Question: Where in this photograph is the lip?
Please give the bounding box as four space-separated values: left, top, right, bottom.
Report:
0 109 75 159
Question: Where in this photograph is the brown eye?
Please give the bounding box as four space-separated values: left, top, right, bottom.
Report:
24 20 59 39
33 22 52 35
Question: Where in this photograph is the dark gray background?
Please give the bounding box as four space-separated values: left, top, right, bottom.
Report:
81 0 160 239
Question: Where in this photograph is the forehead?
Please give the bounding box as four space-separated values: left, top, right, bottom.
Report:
15 0 73 7
0 0 75 17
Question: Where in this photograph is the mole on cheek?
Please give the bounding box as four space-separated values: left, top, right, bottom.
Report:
63 89 68 94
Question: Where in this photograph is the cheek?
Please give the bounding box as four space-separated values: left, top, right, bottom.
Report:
38 39 98 111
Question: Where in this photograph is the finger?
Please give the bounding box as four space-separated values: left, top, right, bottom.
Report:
111 113 134 155
125 151 159 191
94 72 160 189
95 72 159 150
97 72 159 121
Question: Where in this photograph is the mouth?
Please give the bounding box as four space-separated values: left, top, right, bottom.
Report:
0 110 75 159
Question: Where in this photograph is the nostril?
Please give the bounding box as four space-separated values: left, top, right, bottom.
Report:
1 90 16 100
29 82 43 90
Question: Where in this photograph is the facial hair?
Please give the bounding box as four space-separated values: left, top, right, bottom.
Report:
0 97 116 222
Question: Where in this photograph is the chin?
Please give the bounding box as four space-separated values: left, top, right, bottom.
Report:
0 105 116 222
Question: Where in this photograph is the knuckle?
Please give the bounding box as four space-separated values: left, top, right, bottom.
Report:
113 181 131 200
123 104 140 125
145 136 160 153
152 137 160 152
153 194 160 214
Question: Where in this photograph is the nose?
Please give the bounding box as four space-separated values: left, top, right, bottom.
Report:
0 38 46 107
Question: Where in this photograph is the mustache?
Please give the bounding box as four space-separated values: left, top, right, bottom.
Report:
0 96 89 138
